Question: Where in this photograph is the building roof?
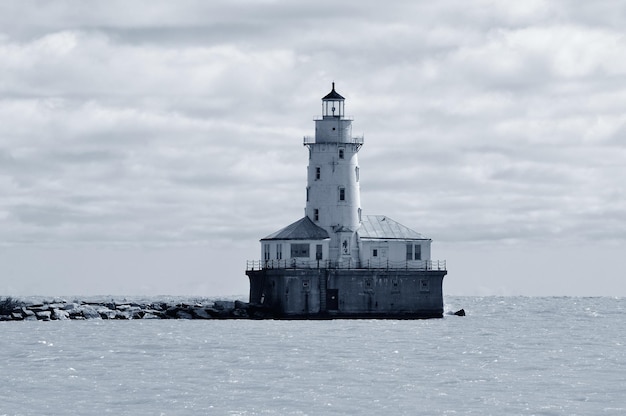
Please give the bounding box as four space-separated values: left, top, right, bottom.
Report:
261 216 330 241
322 82 345 100
358 215 428 240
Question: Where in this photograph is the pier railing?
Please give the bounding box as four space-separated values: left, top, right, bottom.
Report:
246 259 446 272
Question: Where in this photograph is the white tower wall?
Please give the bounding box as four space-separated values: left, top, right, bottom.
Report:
305 143 361 230
304 84 363 263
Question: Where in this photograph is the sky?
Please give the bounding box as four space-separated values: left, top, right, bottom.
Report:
1 0 625 297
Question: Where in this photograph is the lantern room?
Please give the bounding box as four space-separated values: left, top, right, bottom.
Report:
322 82 345 118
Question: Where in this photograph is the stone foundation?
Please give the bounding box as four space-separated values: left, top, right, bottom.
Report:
247 268 446 319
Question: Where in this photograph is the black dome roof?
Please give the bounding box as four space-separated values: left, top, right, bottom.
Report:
322 82 345 100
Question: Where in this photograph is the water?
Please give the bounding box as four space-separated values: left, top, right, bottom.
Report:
1 297 624 415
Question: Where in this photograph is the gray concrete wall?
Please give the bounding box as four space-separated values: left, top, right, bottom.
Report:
247 268 446 319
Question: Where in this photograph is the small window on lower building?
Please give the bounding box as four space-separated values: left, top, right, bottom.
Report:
291 243 310 258
263 244 270 261
414 244 422 260
276 243 282 260
420 278 430 292
406 243 413 261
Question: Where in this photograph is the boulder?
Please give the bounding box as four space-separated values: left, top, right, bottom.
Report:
142 309 165 319
79 305 102 319
232 308 249 318
213 300 235 311
129 307 145 319
176 310 193 319
36 311 52 321
98 308 117 319
191 308 213 319
234 300 249 310
52 309 70 320
453 309 466 316
115 311 131 319
165 306 179 318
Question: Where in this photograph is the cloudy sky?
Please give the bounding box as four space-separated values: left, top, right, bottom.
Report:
1 0 625 297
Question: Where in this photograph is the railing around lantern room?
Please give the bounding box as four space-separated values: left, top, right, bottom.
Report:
303 136 364 146
246 259 446 272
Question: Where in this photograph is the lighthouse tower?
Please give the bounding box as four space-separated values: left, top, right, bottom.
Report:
304 83 363 265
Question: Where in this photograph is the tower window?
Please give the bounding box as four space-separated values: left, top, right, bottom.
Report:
276 243 282 260
372 249 378 257
315 167 321 180
339 149 344 159
414 244 422 260
355 166 359 182
339 187 345 201
263 244 270 261
314 209 319 221
306 187 310 202
406 244 413 261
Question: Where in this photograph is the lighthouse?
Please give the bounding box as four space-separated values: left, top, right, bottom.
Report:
246 84 447 319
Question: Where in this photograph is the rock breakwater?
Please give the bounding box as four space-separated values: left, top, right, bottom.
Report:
0 298 264 321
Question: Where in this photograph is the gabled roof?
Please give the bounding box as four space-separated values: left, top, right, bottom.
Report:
358 215 428 240
322 82 345 100
261 217 330 241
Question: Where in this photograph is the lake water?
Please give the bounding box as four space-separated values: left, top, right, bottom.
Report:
1 296 624 415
